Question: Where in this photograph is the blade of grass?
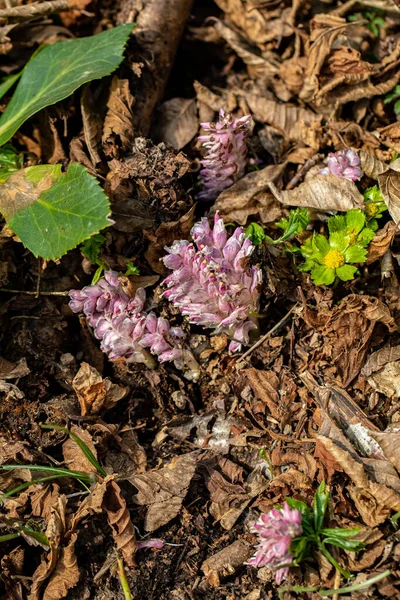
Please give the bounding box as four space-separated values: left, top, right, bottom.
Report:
0 532 20 543
0 473 92 503
40 424 107 477
0 464 95 481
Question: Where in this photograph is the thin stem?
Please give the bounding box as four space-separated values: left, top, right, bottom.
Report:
319 543 350 579
319 569 391 596
0 474 90 503
0 533 20 543
0 464 95 482
116 555 133 600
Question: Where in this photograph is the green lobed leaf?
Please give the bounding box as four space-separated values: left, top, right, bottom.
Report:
245 222 266 245
344 244 367 263
1 163 111 260
344 209 366 234
0 24 134 145
313 481 329 533
311 265 336 285
336 264 358 281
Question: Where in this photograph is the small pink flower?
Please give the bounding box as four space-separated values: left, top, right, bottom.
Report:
199 109 251 200
319 149 363 182
162 214 262 352
69 271 200 380
248 502 302 583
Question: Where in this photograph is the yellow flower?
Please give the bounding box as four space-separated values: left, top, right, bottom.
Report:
323 249 345 269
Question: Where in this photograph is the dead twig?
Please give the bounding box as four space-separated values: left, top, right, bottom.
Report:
0 288 69 296
0 0 69 20
286 153 325 190
235 304 298 369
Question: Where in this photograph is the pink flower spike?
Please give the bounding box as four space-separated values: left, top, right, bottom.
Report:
319 148 363 182
247 503 303 583
198 109 251 200
162 216 262 352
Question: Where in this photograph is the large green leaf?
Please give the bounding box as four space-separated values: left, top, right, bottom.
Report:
0 23 134 145
0 162 111 260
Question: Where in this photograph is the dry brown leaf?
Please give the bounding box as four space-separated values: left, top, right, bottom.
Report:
102 480 137 567
62 425 98 475
245 368 281 419
131 452 197 532
314 439 343 482
105 428 147 478
348 486 391 527
103 77 135 152
269 174 364 213
245 93 322 149
378 168 400 225
69 476 113 531
193 80 237 123
211 164 286 225
318 415 400 512
42 534 79 600
81 85 102 165
59 0 93 27
72 362 127 415
0 436 36 465
28 497 66 600
0 357 30 379
31 484 61 520
213 19 280 79
300 15 349 102
359 149 388 179
379 121 400 153
144 205 196 274
156 97 198 151
201 540 252 587
366 222 397 264
213 0 291 44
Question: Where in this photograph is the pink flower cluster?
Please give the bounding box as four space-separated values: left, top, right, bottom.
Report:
162 214 262 352
199 109 251 200
248 503 303 583
69 271 200 380
319 148 363 182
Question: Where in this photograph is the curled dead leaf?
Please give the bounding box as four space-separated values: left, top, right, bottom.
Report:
211 164 286 225
378 167 400 225
348 486 391 527
245 93 322 149
103 76 135 153
72 362 128 415
366 222 397 264
268 175 364 212
42 534 79 600
102 480 137 567
363 345 400 398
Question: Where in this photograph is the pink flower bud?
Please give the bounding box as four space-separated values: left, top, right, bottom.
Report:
319 149 363 182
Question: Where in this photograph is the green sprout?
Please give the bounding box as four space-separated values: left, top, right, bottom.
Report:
125 261 140 277
80 233 106 284
287 482 364 579
0 144 23 183
245 209 310 246
299 210 371 285
363 186 387 228
384 84 400 115
348 10 385 37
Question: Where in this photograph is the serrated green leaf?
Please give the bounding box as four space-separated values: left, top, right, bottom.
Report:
0 24 134 145
336 264 358 281
328 214 346 235
344 244 367 263
345 209 366 234
357 227 375 246
311 265 336 285
1 163 111 260
125 261 140 276
80 233 106 263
